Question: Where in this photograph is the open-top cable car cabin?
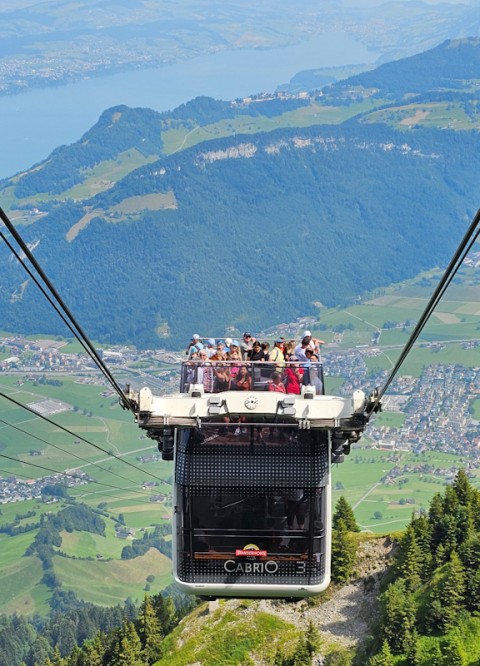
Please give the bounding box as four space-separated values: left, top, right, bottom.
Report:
124 360 372 598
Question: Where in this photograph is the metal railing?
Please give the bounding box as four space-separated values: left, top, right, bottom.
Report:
180 360 325 395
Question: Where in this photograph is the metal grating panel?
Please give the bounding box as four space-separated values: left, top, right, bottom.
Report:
175 433 329 488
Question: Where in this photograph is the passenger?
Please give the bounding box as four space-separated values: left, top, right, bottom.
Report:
269 339 285 369
308 353 323 394
261 341 270 361
228 347 242 379
213 358 231 392
184 355 198 389
205 338 217 359
302 348 314 384
229 340 241 356
284 340 295 361
294 336 312 363
248 340 266 362
239 332 254 360
284 359 304 394
269 371 286 393
233 365 251 391
198 350 214 392
304 330 325 354
224 337 232 354
247 341 266 389
211 343 226 360
186 333 204 359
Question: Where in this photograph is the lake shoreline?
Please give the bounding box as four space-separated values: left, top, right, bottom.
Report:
0 32 378 180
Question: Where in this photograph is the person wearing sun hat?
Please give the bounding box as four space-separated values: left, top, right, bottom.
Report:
206 338 217 358
186 333 204 358
303 330 325 353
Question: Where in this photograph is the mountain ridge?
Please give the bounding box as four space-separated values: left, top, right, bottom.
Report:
2 38 480 347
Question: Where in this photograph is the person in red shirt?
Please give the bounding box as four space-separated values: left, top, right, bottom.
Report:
284 359 304 394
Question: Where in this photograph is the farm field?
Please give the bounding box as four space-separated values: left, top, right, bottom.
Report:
54 548 172 607
0 373 174 613
332 447 472 534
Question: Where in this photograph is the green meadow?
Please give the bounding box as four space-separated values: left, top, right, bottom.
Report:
0 373 174 613
332 448 474 534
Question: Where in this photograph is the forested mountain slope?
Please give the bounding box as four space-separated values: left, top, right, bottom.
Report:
328 37 480 97
2 40 480 347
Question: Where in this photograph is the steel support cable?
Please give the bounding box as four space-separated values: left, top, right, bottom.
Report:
0 226 130 406
0 206 132 412
0 453 154 502
370 208 480 412
0 389 168 485
0 418 154 498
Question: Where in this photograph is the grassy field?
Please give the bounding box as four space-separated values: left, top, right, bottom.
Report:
157 603 299 666
160 100 384 155
54 548 172 606
0 372 175 614
332 448 473 534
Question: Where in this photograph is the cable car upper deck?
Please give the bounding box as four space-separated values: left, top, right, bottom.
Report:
123 360 372 437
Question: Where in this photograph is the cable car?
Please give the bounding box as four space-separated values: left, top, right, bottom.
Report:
124 359 373 598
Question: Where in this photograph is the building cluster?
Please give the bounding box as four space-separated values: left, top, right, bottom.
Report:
0 472 90 504
0 335 179 379
0 46 155 95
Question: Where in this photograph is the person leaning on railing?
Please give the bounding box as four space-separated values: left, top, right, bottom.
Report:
212 355 231 392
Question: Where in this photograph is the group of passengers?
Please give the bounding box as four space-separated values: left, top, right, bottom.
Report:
184 331 323 395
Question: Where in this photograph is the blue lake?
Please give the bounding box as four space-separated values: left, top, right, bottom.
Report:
0 32 378 180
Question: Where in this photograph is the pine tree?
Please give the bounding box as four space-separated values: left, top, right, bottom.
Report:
459 533 480 612
331 519 357 584
368 640 394 666
441 634 467 666
452 469 473 507
395 525 422 591
429 493 445 553
405 628 421 666
380 578 416 654
111 621 143 666
410 512 433 578
77 633 105 666
439 552 466 631
291 637 311 666
152 593 176 634
304 621 321 658
333 496 360 532
41 648 67 666
137 594 164 664
434 542 447 568
427 552 466 633
429 641 443 666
